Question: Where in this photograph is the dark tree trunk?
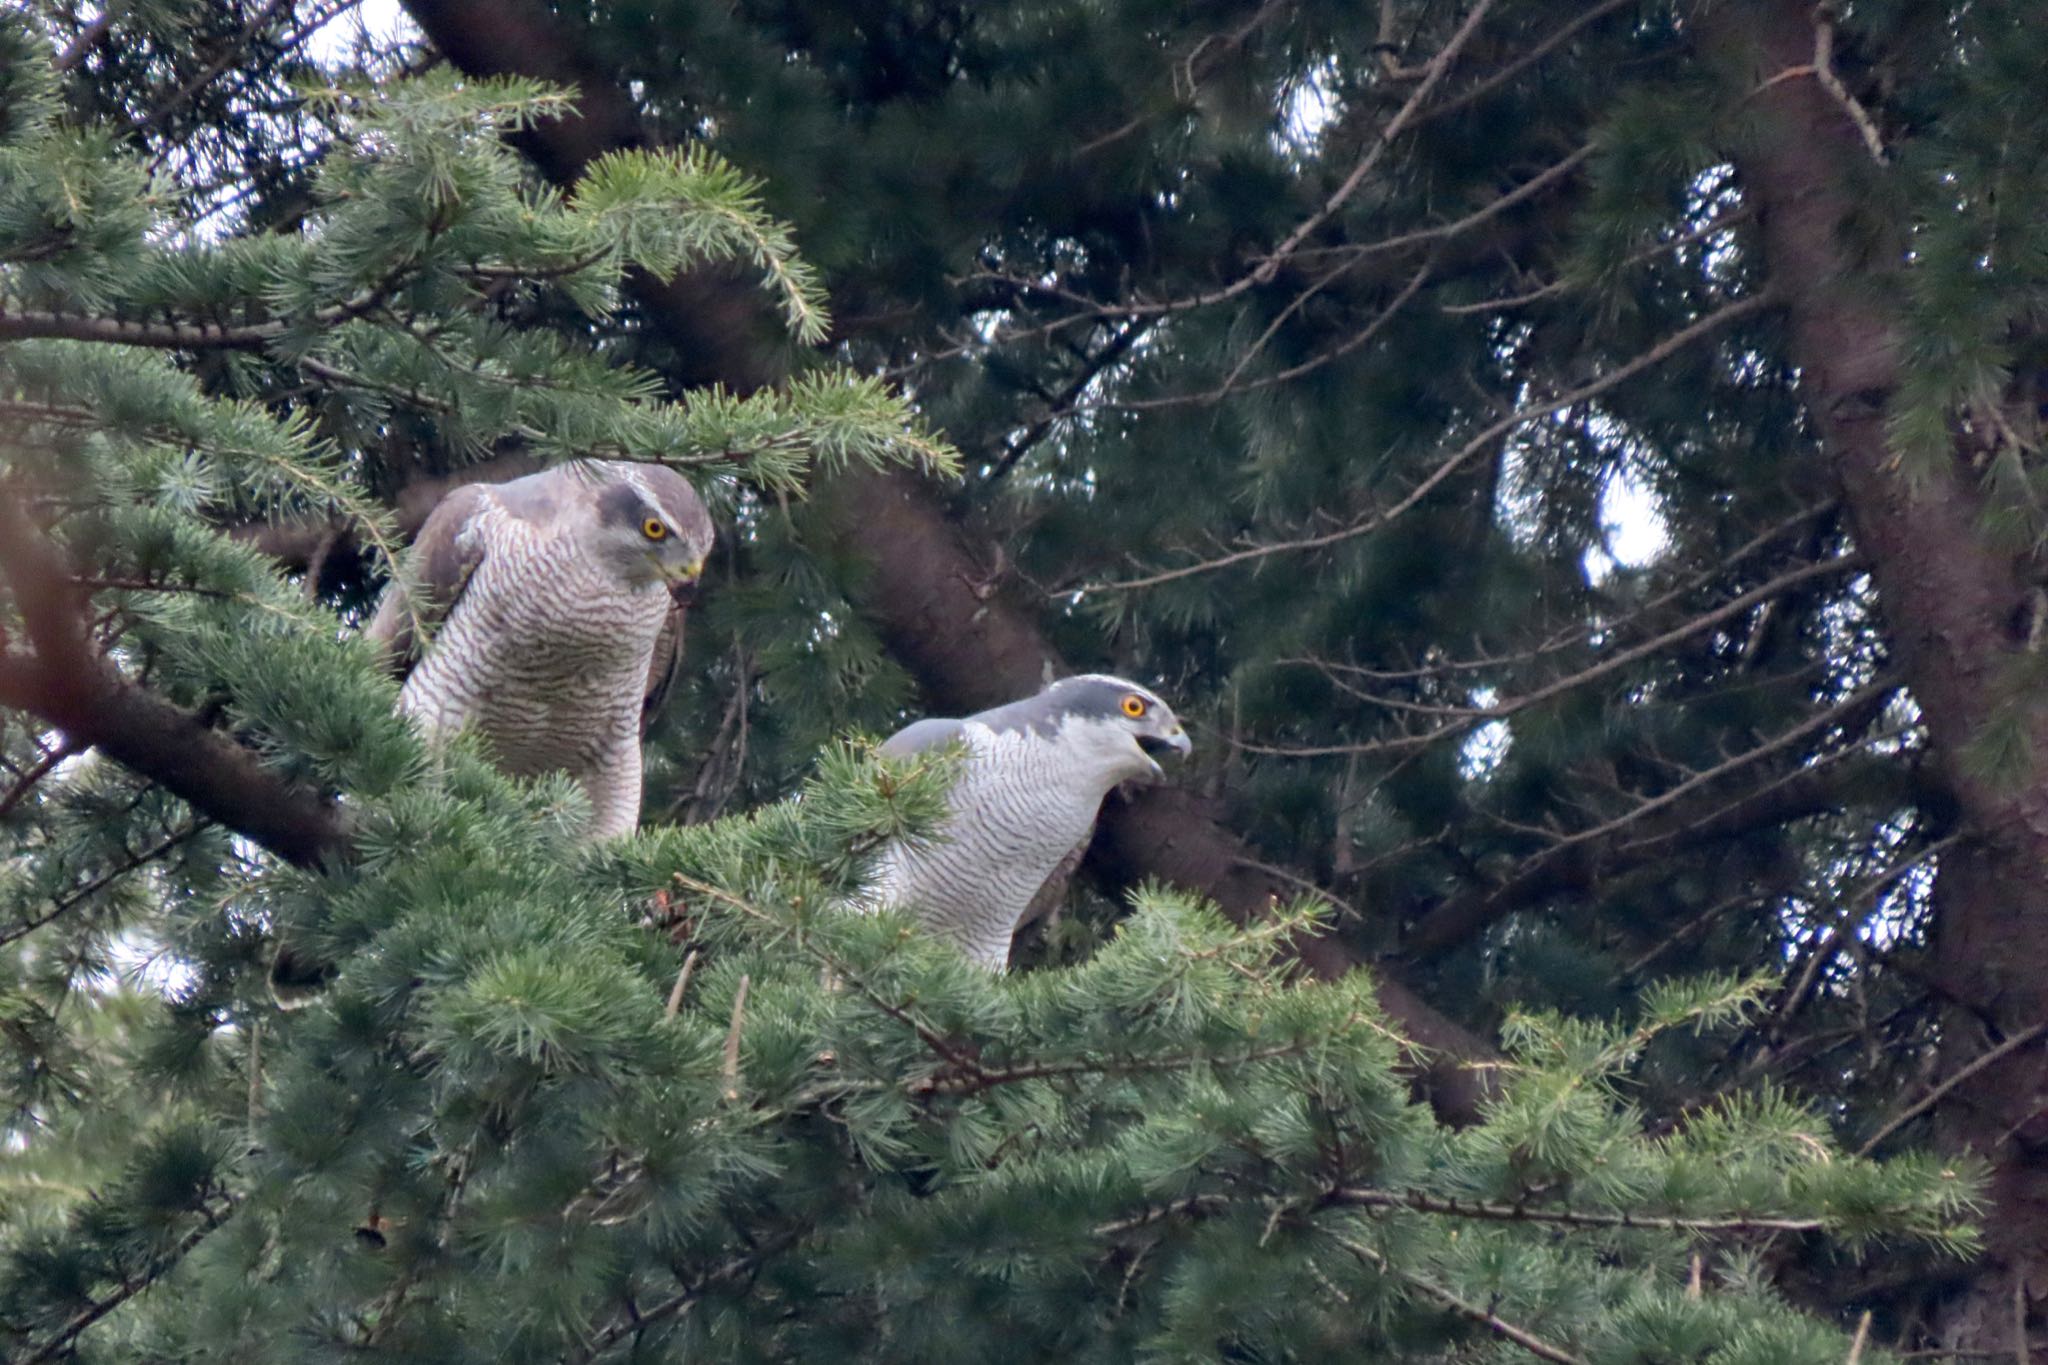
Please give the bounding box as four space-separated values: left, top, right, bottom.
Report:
1712 0 2048 1347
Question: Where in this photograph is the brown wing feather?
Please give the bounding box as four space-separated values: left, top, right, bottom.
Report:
363 482 491 680
640 603 685 737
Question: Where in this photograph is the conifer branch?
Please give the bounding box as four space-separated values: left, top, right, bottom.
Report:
1247 0 1498 287
1102 257 1434 414
18 1199 236 1365
1252 553 1862 756
1328 1231 1588 1365
0 487 349 870
1401 678 1898 958
668 873 984 1080
1857 1021 2048 1157
0 822 208 949
965 0 1502 327
1095 1187 1829 1240
0 734 80 821
947 136 1585 370
572 1226 807 1362
1286 500 1837 684
1417 0 1640 126
907 1033 1342 1098
1440 204 1758 317
0 309 280 349
1323 1186 1826 1233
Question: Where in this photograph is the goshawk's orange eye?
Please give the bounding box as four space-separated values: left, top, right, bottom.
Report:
1121 694 1148 718
643 518 668 541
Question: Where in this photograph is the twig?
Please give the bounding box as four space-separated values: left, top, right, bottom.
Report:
1249 552 1859 757
1846 1309 1871 1364
1858 1021 2048 1155
246 1017 264 1140
1250 0 1499 286
664 948 699 1021
1774 835 1956 1030
1329 1231 1587 1365
720 973 750 1101
0 736 82 820
1808 6 1886 165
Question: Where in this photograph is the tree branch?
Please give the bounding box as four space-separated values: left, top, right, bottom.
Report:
0 489 347 870
1400 680 1900 959
19 1200 235 1365
1091 291 1773 592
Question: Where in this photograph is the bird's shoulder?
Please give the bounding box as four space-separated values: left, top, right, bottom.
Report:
364 483 494 663
877 717 979 759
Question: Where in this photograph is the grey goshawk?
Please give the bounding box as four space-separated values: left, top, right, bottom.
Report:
367 459 713 839
863 674 1191 969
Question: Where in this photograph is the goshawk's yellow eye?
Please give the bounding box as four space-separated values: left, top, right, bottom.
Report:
643 518 668 541
1121 694 1148 718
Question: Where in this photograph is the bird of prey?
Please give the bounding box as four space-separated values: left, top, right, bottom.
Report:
366 459 713 840
862 674 1192 969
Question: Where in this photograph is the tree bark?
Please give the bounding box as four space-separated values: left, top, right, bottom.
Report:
1713 0 2048 1347
0 492 347 870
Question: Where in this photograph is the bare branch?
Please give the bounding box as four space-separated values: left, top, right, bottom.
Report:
1858 1022 2048 1157
1401 680 1899 959
1328 1231 1588 1365
1091 292 1773 592
1252 552 1860 758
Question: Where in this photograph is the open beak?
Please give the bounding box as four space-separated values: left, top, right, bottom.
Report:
1135 727 1192 778
1138 729 1192 760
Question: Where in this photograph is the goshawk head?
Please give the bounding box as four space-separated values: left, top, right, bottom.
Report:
586 466 715 602
991 673 1193 784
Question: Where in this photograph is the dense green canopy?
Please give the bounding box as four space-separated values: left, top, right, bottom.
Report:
5 0 2047 1358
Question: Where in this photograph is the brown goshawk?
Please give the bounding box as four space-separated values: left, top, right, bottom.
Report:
367 459 713 840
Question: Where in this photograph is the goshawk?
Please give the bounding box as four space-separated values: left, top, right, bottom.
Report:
366 459 713 840
863 674 1191 969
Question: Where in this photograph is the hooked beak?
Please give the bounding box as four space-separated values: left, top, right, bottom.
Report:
1134 726 1192 778
663 557 705 607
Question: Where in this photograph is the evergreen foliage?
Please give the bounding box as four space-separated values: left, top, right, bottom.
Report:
3 0 2041 1357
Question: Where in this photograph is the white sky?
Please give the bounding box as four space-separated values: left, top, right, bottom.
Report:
304 0 416 66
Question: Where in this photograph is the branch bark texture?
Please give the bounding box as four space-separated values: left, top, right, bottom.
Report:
1713 0 2048 1345
0 492 347 870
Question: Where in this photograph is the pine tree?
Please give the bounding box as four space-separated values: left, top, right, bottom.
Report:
4 0 2045 1357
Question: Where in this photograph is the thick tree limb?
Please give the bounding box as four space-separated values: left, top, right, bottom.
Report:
0 490 347 870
